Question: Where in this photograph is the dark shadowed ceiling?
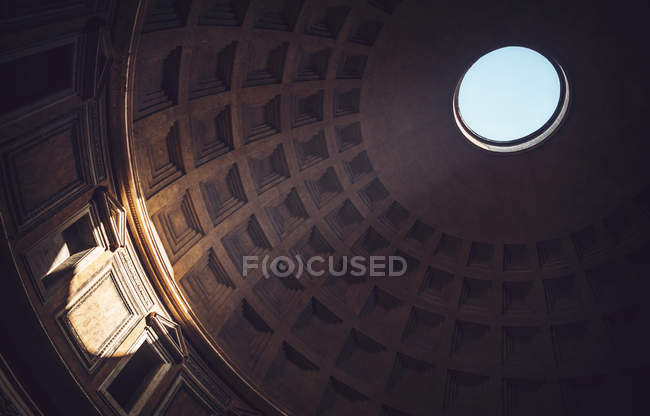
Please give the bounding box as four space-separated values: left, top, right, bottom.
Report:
99 0 650 414
363 0 650 242
2 0 650 415
122 1 650 415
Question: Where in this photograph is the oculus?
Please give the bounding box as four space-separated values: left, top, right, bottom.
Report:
454 46 569 152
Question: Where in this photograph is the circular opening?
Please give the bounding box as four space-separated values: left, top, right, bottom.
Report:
454 46 569 152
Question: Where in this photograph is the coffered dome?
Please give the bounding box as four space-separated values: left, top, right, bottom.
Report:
1 1 650 415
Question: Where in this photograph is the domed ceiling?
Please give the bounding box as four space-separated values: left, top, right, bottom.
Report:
118 0 650 415
363 0 650 241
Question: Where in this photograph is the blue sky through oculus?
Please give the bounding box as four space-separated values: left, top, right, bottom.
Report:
457 46 561 142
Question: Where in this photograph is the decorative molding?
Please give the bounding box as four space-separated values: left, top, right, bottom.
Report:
94 187 126 251
434 233 462 260
152 190 204 264
263 342 320 415
198 0 250 26
333 88 361 117
243 43 288 87
146 312 188 364
305 167 343 208
317 377 370 416
450 320 490 357
191 106 234 167
218 299 274 371
458 277 492 312
86 97 108 184
357 177 389 210
320 269 368 312
343 150 373 183
305 6 350 39
501 326 544 366
336 53 368 79
536 238 568 270
290 226 334 259
352 226 389 255
199 163 247 226
222 215 272 274
418 266 454 305
325 199 363 240
134 47 181 120
291 90 324 128
22 202 106 300
0 35 81 120
242 95 282 143
84 22 113 100
385 353 436 411
467 241 495 269
358 285 405 332
543 274 581 313
183 347 232 408
0 110 93 233
0 387 21 416
335 122 362 152
265 188 309 239
502 281 535 315
141 122 185 198
98 330 173 416
442 369 490 411
502 378 550 416
379 201 409 232
116 248 155 311
248 144 291 195
190 42 237 99
57 263 140 373
401 306 445 351
293 130 329 170
294 48 331 82
405 220 434 247
180 248 236 314
153 370 224 416
291 297 344 357
254 0 304 31
503 243 530 271
253 273 304 318
141 0 189 33
335 329 388 384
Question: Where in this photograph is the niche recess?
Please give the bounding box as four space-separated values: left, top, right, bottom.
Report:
23 203 107 299
99 315 187 416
